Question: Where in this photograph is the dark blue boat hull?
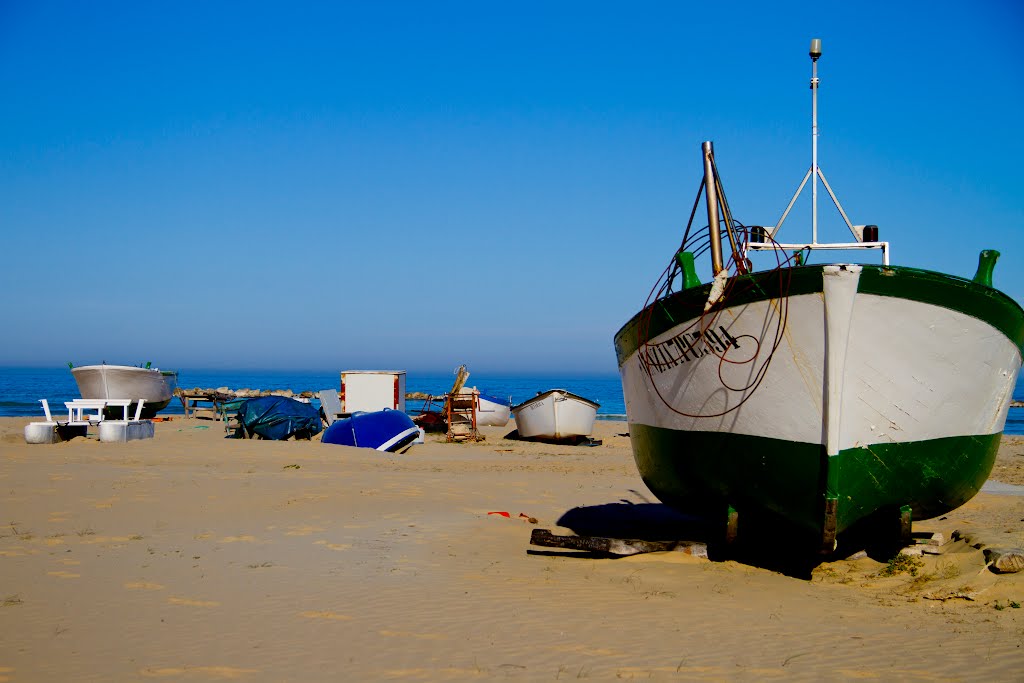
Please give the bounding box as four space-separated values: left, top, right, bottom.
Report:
322 409 420 452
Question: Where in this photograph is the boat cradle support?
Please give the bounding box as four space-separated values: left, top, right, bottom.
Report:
819 500 914 552
725 504 739 545
898 505 913 545
821 497 838 553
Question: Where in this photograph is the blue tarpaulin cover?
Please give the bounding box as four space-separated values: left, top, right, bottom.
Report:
238 396 323 441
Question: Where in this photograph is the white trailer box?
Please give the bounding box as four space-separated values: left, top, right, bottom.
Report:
340 370 407 414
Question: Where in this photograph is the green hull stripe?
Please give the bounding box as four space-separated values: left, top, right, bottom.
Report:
614 265 1024 365
629 424 1000 537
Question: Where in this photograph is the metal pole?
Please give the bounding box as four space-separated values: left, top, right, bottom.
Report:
775 167 811 235
810 39 821 245
702 141 724 274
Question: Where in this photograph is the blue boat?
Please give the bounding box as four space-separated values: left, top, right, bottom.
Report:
322 409 421 452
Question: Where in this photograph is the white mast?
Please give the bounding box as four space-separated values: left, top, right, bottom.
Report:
810 38 821 245
748 39 890 265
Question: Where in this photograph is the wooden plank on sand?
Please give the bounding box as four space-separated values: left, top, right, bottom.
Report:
530 528 708 557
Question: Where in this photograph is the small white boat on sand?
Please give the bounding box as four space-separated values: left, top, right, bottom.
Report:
456 386 512 427
512 389 599 441
71 363 178 418
476 392 512 427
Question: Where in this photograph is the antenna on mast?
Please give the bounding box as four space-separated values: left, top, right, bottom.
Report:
810 38 821 245
747 39 888 265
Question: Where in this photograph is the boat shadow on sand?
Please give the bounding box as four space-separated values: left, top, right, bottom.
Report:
534 496 910 580
502 429 602 446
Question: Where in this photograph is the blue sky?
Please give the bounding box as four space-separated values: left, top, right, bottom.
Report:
1 1 1022 374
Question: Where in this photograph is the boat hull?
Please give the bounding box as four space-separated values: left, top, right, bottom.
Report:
322 409 420 452
71 364 176 417
614 264 1024 543
628 425 1001 539
476 393 512 427
512 390 599 440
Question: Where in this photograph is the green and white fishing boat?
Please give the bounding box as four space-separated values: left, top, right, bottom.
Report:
613 40 1024 551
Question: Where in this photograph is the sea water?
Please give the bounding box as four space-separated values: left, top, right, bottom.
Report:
1 366 1022 435
0 367 628 420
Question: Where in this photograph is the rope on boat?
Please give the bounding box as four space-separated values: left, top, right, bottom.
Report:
635 179 804 419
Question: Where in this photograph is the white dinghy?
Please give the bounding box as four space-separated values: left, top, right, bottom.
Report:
512 389 599 441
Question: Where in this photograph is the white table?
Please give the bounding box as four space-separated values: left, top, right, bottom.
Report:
64 399 133 424
104 399 133 420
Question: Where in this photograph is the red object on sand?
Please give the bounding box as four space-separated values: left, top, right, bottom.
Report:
487 511 511 517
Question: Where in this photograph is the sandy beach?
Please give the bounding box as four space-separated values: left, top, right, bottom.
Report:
1 418 1022 681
